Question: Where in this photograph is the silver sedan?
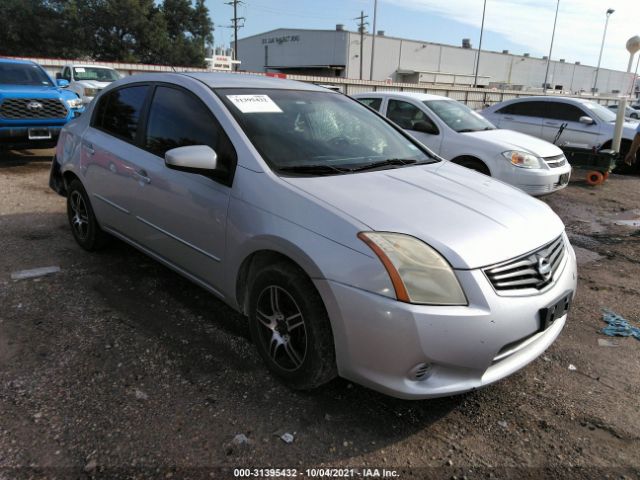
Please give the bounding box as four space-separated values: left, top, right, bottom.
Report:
50 73 577 399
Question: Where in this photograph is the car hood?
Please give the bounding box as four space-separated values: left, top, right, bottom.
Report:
282 162 565 269
462 129 563 157
75 80 111 90
0 84 64 98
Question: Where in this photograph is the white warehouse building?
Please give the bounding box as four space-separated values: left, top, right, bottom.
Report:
238 27 635 94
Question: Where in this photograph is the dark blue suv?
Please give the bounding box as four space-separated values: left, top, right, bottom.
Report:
0 58 83 151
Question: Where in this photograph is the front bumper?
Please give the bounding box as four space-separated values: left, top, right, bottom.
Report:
0 125 63 149
511 163 572 196
315 240 577 399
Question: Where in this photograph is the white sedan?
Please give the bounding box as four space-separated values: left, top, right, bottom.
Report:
353 92 572 196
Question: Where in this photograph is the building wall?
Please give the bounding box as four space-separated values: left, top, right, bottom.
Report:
238 28 634 94
237 29 348 74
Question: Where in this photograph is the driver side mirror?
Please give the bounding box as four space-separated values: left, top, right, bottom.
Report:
412 121 438 135
56 79 69 88
165 145 218 173
579 116 595 125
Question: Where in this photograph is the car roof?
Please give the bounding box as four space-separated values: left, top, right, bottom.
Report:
66 64 117 69
183 72 328 91
0 58 37 66
354 91 450 102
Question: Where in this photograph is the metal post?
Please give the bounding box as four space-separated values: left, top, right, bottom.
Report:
473 0 486 87
543 0 560 93
612 50 636 152
593 8 615 93
369 0 377 80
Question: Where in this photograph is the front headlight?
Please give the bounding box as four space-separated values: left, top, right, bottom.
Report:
65 97 83 109
358 232 467 305
84 88 99 97
502 150 542 169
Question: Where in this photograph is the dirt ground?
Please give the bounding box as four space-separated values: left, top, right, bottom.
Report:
1 149 639 480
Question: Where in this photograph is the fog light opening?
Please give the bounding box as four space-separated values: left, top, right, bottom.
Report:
409 362 433 381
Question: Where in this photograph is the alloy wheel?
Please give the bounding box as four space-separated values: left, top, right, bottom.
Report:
69 190 89 241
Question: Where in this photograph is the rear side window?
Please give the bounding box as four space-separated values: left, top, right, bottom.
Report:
357 98 382 111
144 86 237 184
93 85 150 142
496 101 547 117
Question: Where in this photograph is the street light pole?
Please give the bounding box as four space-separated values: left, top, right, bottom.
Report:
543 0 560 93
473 0 487 88
369 0 377 80
593 8 615 93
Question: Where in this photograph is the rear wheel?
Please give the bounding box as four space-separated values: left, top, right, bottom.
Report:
248 262 337 390
66 179 109 251
453 157 491 176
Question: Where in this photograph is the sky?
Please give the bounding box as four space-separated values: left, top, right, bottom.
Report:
204 0 639 72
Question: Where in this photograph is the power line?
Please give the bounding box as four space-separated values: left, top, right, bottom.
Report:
225 0 245 70
354 11 369 80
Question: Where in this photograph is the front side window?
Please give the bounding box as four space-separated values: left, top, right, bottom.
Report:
62 68 71 82
73 67 120 83
424 100 494 132
546 102 586 122
387 100 431 130
217 89 435 174
357 97 382 111
93 85 150 142
0 63 53 86
144 86 236 182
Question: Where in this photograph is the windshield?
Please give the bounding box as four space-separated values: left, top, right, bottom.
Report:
424 100 495 132
218 89 436 174
579 100 617 122
0 63 53 86
73 67 119 82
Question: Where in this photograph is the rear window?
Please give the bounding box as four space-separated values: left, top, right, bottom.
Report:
93 85 150 142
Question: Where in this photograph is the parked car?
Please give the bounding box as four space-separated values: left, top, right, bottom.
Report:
57 64 120 104
50 73 577 399
607 104 640 120
481 96 640 168
0 58 83 151
353 92 571 196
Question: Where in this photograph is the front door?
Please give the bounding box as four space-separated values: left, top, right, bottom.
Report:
126 85 236 291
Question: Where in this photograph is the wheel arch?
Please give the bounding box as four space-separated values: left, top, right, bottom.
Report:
450 155 492 176
233 238 325 316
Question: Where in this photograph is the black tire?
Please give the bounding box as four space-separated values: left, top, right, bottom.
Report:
454 157 491 176
66 179 109 251
248 262 337 390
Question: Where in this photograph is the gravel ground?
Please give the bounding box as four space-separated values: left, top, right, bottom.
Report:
1 150 639 480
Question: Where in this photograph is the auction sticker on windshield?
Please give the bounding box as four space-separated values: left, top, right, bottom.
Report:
227 94 283 113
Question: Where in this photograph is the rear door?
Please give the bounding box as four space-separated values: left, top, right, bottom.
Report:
82 84 151 236
492 101 544 138
385 98 443 153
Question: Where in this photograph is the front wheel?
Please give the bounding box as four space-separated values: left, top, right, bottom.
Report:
248 262 337 390
66 179 109 251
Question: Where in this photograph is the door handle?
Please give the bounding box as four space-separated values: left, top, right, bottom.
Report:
133 168 151 184
545 121 560 126
503 116 514 120
84 142 95 155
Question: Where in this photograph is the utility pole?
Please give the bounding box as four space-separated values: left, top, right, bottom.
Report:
355 11 369 80
369 0 377 80
226 0 245 71
593 8 615 93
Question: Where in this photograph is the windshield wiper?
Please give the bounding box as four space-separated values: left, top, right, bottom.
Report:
277 164 353 175
351 158 418 172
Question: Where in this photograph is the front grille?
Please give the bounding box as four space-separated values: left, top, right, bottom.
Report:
484 236 566 293
543 154 566 168
0 98 67 120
